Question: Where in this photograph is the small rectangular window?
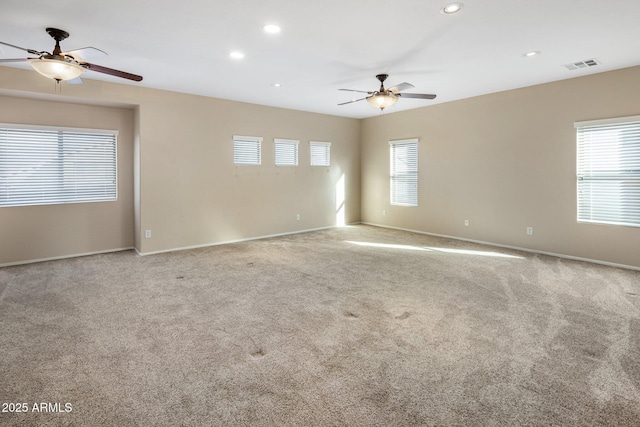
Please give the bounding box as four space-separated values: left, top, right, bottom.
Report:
390 138 418 207
233 135 262 165
310 141 331 166
274 138 299 166
575 116 640 227
0 124 118 207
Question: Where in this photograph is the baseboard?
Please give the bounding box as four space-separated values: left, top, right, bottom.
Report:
8 223 633 272
1 226 350 266
361 222 640 271
0 247 135 268
135 225 341 256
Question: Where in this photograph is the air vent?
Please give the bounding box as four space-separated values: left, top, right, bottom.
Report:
564 59 600 71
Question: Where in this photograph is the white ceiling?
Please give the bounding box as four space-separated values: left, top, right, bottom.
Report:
1 0 640 119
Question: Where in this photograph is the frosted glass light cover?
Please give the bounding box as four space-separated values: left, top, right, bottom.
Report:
28 58 84 81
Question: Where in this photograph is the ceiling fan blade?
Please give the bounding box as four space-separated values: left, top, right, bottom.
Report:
0 41 42 56
338 97 367 106
62 47 107 61
398 93 437 99
0 58 30 63
339 88 372 94
80 62 143 81
388 82 414 93
67 77 84 85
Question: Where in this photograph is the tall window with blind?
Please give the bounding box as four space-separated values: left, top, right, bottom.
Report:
389 138 418 207
274 139 299 166
310 141 331 166
0 125 118 207
233 135 262 165
575 116 640 227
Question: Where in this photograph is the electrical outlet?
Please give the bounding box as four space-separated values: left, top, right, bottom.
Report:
464 219 469 226
383 209 386 216
296 214 300 221
145 230 152 238
526 227 534 235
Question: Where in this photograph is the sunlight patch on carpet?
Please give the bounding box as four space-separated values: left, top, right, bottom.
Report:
346 240 523 259
346 241 431 251
425 247 523 259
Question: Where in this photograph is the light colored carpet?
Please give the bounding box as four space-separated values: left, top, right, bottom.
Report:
1 225 639 426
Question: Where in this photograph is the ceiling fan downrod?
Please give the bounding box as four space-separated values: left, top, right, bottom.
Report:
376 73 389 93
46 28 69 57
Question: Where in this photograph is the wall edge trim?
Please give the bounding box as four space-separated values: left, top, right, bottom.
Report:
361 222 640 271
135 225 344 256
0 247 135 268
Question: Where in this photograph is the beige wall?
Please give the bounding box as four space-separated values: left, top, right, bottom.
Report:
135 94 360 253
0 66 361 262
2 64 639 268
361 66 640 268
0 95 135 264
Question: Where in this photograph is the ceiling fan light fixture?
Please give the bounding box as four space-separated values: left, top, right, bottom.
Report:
367 93 398 110
27 57 84 81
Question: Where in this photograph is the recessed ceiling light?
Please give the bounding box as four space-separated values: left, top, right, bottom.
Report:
442 2 463 14
271 83 282 87
229 51 245 59
523 50 541 58
263 24 281 34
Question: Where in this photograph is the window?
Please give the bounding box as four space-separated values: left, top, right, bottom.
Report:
390 138 418 206
233 135 262 165
310 141 331 166
274 138 299 166
575 116 640 227
0 124 117 207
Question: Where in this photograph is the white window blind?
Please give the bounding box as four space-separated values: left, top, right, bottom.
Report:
390 138 418 207
233 135 262 165
0 124 117 207
310 141 331 166
274 138 299 166
575 116 640 227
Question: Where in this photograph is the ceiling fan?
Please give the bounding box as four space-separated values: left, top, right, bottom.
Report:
339 74 435 110
0 27 143 83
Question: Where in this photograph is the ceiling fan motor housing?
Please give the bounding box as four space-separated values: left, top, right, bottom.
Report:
46 28 70 42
